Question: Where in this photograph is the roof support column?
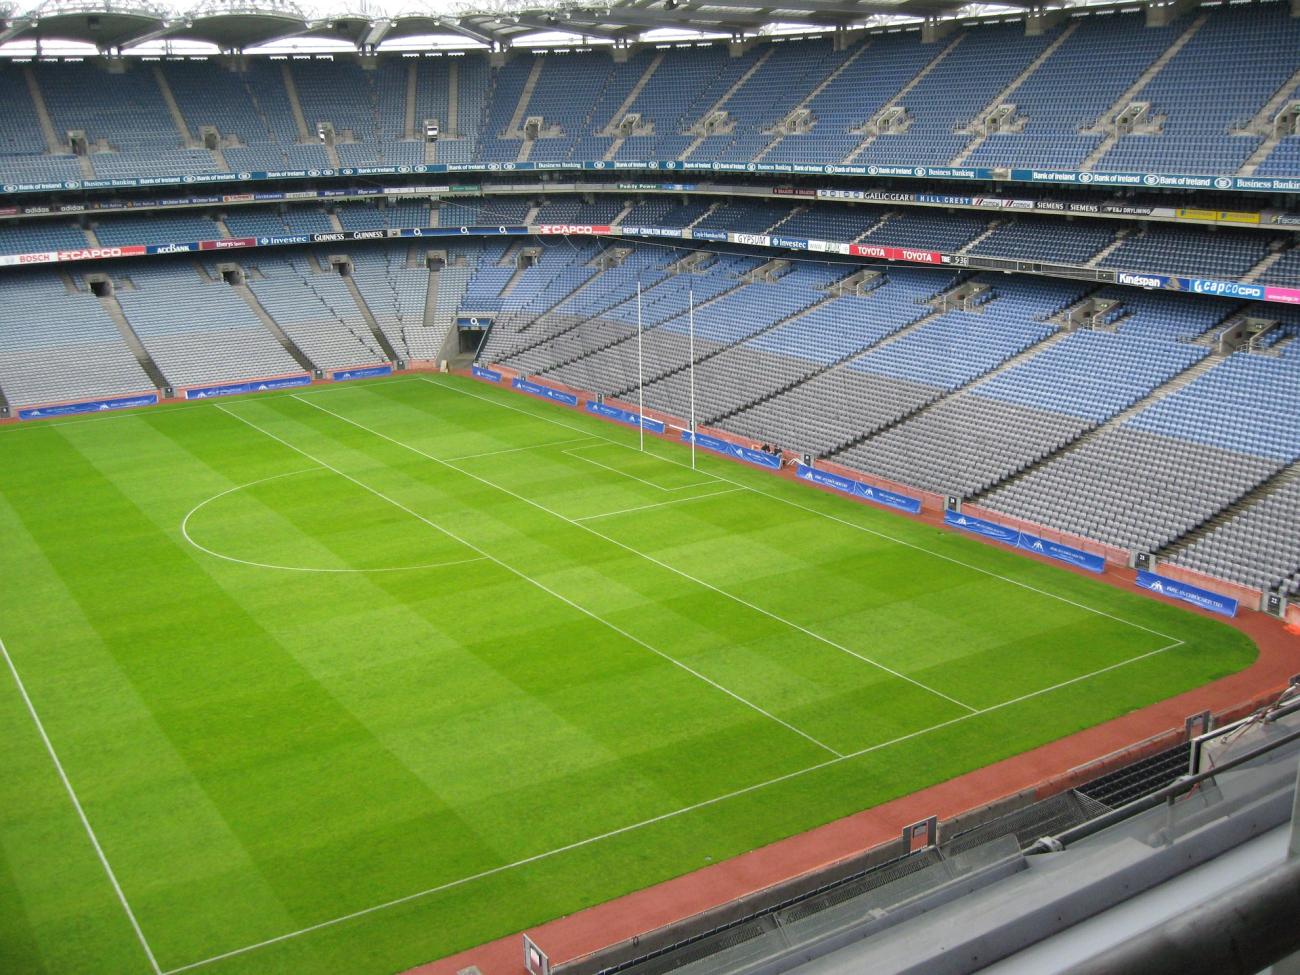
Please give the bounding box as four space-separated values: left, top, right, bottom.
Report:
922 16 955 43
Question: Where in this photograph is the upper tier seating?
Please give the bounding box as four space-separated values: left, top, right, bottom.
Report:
2 3 1295 184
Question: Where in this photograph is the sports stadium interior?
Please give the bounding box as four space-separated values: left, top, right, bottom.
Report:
1 0 1299 972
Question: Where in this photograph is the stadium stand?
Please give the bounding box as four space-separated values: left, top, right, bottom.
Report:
0 5 1298 183
0 271 155 406
115 263 302 388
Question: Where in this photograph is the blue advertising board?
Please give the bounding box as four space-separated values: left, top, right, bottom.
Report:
184 374 312 399
943 510 1021 545
18 392 158 420
585 401 666 433
944 511 1105 572
331 365 392 381
472 365 503 383
1136 571 1238 617
795 464 921 515
1179 278 1266 300
681 431 782 469
512 377 580 407
1017 531 1105 573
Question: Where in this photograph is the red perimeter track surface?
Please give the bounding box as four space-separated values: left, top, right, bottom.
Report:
407 373 1300 975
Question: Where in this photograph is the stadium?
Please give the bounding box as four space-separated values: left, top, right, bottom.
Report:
0 0 1299 972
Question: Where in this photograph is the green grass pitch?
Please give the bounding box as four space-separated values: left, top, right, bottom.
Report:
0 374 1256 975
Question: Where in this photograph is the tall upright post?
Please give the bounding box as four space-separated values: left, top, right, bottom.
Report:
637 278 645 453
689 281 697 470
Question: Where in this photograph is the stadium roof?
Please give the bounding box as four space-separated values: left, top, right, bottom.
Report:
0 0 1189 54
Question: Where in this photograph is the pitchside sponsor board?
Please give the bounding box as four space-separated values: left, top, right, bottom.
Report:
1136 571 1238 617
943 510 1021 545
471 365 503 382
680 431 782 469
795 464 921 515
332 365 393 381
18 393 158 420
1016 531 1105 573
943 511 1104 572
184 375 312 399
512 377 579 407
585 401 666 433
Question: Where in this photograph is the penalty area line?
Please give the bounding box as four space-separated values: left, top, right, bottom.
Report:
161 636 1183 974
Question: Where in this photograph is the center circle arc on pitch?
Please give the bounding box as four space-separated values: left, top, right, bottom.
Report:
180 468 482 574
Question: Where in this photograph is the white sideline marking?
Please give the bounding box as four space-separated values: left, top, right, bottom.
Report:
0 636 164 975
213 403 840 762
296 394 980 715
160 637 1184 974
420 377 1181 645
179 468 488 574
575 487 746 522
443 435 595 462
561 444 721 492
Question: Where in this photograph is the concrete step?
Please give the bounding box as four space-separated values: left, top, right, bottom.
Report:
152 63 195 146
754 40 873 163
628 292 841 411
280 62 313 143
686 45 775 133
97 292 170 391
342 273 399 362
404 59 419 140
447 60 460 136
600 51 666 134
971 350 1222 501
235 282 319 374
829 324 1070 459
1159 455 1300 560
844 33 966 164
507 57 547 135
1242 248 1288 284
950 20 1081 166
1079 14 1206 171
22 66 62 154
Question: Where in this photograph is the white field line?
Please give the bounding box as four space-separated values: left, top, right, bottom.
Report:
179 468 488 574
575 487 746 522
443 436 596 462
0 636 164 975
213 403 840 762
296 394 980 715
561 444 721 492
0 377 426 436
420 377 1181 646
160 636 1184 974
